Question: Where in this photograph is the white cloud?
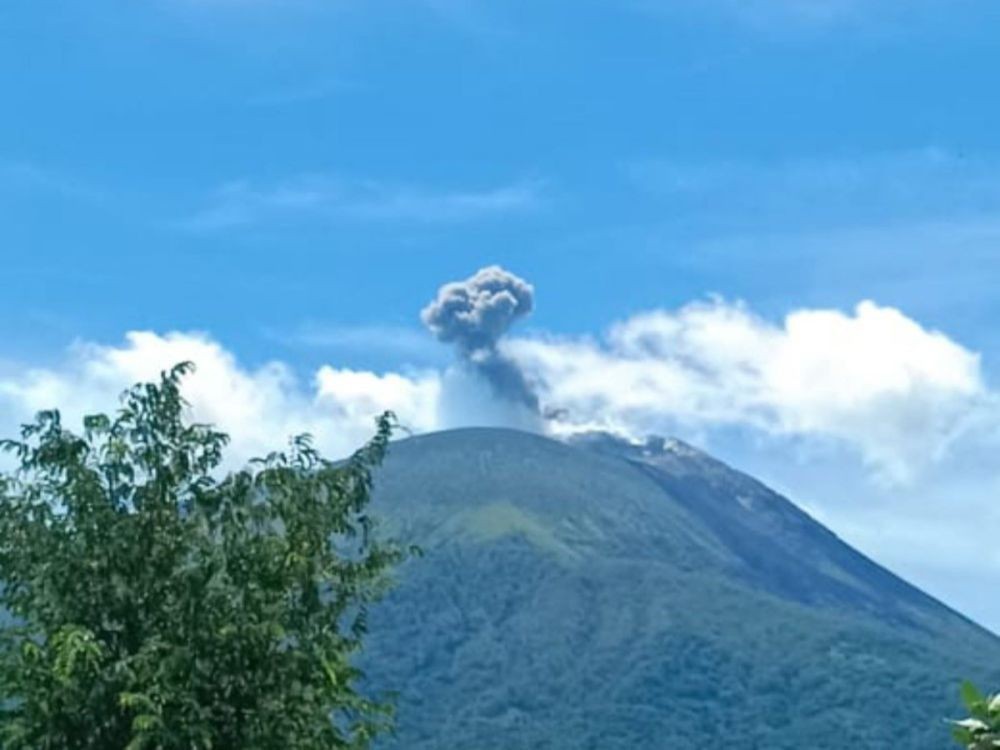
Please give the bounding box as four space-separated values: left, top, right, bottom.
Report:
0 329 549 477
182 176 543 230
0 297 994 488
0 331 443 470
507 298 994 484
314 366 441 437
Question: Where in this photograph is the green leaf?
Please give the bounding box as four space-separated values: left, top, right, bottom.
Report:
0 363 410 748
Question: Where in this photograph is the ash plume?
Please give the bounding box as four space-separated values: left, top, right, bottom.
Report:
422 266 539 412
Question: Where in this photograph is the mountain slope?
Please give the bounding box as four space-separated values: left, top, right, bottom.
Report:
362 428 1000 749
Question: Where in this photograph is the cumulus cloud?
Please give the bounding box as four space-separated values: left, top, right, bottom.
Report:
506 298 993 484
422 265 540 415
0 295 993 486
0 331 442 470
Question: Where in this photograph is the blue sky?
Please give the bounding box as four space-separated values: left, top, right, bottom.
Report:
4 0 1000 627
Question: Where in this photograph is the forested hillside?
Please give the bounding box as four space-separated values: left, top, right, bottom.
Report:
362 428 1000 749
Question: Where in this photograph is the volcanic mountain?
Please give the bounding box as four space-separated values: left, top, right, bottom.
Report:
362 427 1000 749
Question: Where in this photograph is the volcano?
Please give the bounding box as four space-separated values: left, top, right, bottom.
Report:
362 427 1000 749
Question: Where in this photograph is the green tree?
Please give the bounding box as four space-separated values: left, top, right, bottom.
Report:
951 682 1000 749
0 362 410 749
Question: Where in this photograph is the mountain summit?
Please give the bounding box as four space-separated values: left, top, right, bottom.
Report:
363 428 1000 749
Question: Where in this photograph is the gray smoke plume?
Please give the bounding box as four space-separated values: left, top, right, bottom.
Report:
422 266 539 412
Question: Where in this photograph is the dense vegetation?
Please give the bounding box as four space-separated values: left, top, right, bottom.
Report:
0 364 408 749
361 428 1000 749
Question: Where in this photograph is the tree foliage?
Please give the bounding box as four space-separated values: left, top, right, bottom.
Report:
0 362 409 749
952 682 1000 749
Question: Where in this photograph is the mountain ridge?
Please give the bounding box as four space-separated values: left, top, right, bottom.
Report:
362 426 1000 749
568 428 989 635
